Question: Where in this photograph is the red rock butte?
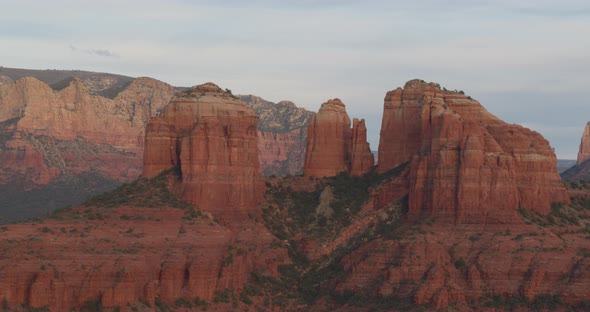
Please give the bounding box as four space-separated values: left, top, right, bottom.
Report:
304 99 374 177
143 82 262 219
577 121 590 164
377 79 569 224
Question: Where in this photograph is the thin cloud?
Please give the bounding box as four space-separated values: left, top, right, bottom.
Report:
70 44 119 58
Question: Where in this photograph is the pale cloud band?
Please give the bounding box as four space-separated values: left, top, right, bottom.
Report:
69 44 118 58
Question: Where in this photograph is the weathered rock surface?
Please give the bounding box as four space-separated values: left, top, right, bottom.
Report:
143 83 263 220
334 222 590 310
261 163 590 311
0 76 177 221
377 80 569 223
238 95 314 177
562 122 590 181
577 122 590 165
304 99 374 177
0 204 286 311
350 118 375 176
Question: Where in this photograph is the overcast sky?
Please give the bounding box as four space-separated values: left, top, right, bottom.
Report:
0 0 588 158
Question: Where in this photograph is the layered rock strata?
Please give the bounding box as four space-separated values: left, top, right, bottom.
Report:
350 118 375 176
0 205 286 311
0 77 177 220
577 122 590 164
304 99 374 177
377 80 569 223
238 95 315 177
562 121 590 181
143 83 262 219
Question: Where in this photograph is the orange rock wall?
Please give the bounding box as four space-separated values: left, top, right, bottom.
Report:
304 99 373 177
577 122 590 164
378 80 569 223
257 128 307 176
143 83 263 219
350 118 375 176
0 206 286 311
0 77 177 186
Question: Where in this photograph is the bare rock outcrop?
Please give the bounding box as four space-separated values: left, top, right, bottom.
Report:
304 99 374 177
377 79 569 223
577 122 590 164
350 118 375 176
0 76 177 221
562 121 590 181
143 83 263 219
238 95 315 177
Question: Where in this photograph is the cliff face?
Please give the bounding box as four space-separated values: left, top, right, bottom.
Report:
577 122 590 164
378 80 569 224
143 83 263 220
350 118 375 176
0 77 177 221
0 203 286 311
304 99 374 177
562 122 590 181
238 95 314 177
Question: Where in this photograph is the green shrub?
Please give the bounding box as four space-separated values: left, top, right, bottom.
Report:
454 257 466 269
213 289 232 303
174 298 193 308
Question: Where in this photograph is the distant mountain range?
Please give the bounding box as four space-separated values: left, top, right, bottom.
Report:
0 67 314 222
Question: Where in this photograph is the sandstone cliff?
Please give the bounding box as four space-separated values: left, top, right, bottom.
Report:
577 122 590 164
562 121 590 181
378 80 569 223
143 83 263 220
0 76 177 221
350 118 375 176
304 99 374 177
0 177 287 311
238 95 314 177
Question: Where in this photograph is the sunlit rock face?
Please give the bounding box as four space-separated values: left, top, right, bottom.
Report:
377 79 569 224
143 83 263 220
304 99 373 177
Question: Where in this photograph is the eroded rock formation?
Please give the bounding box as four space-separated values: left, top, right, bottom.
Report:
350 118 375 176
577 122 590 164
0 205 286 311
304 99 373 177
0 76 177 221
378 79 569 223
238 95 314 177
562 121 590 181
143 83 263 219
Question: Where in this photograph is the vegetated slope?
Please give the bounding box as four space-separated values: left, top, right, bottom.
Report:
558 159 577 173
0 169 288 311
1 164 586 311
563 158 590 181
238 95 315 177
248 163 588 311
0 75 177 222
